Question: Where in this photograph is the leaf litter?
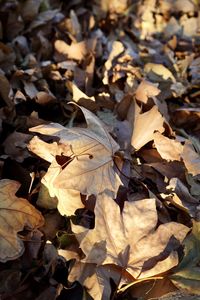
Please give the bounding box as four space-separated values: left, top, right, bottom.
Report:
0 0 200 299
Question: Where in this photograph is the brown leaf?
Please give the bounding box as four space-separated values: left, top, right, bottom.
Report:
0 179 44 262
181 140 200 176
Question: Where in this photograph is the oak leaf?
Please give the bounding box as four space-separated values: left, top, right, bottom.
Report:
0 179 44 262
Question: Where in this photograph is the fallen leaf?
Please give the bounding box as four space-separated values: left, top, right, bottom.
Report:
181 140 200 176
165 178 200 218
29 104 122 199
0 179 44 262
153 132 183 161
144 63 176 83
37 183 58 209
170 220 200 294
131 104 165 151
135 80 160 103
3 131 32 163
54 39 96 62
73 193 190 282
103 41 125 85
0 73 12 106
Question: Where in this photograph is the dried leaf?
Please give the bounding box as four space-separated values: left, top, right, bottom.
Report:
29 104 122 199
144 63 176 83
103 41 124 85
135 80 160 103
181 140 200 176
170 220 200 294
131 105 165 151
0 73 12 106
166 178 200 218
54 39 96 61
0 179 44 262
73 193 190 283
3 131 32 162
153 132 183 161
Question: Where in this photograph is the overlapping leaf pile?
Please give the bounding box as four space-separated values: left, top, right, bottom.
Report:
0 0 200 299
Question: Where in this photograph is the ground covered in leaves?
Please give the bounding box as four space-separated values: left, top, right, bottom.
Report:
0 0 200 299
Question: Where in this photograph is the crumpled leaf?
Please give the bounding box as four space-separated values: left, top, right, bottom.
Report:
29 104 122 202
73 193 190 282
131 104 165 151
0 179 44 262
170 220 200 294
135 80 160 103
181 140 200 176
153 132 183 161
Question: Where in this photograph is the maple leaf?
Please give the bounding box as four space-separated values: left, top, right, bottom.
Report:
0 179 44 262
73 193 190 282
29 104 122 201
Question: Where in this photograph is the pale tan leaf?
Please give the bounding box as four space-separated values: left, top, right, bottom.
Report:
144 63 176 83
181 140 200 176
103 41 124 85
54 39 96 61
135 80 160 103
59 250 121 300
70 82 95 102
131 105 165 151
153 132 183 161
29 104 122 202
0 179 44 262
74 193 190 280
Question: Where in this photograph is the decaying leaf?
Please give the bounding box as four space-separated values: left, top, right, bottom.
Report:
153 132 183 161
73 193 190 289
170 220 200 294
131 104 165 151
0 179 44 262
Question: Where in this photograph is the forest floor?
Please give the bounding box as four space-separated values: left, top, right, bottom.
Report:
0 1 200 299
